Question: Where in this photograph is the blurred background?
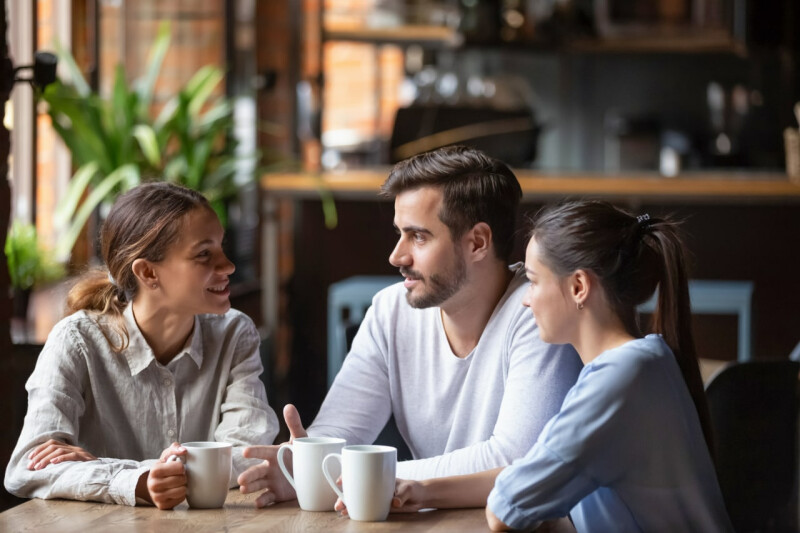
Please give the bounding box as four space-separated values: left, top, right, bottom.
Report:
1 1 800 517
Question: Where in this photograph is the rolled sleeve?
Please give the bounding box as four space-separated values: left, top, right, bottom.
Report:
107 462 155 506
488 443 592 530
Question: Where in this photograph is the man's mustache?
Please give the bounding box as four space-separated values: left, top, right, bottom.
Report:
399 268 424 281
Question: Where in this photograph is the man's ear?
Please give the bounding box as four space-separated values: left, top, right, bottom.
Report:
131 258 158 288
466 222 492 261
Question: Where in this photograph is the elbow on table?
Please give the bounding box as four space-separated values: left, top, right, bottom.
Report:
485 505 510 531
4 466 32 499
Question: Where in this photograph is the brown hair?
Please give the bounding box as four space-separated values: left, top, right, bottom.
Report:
529 200 714 457
380 145 522 261
66 182 212 351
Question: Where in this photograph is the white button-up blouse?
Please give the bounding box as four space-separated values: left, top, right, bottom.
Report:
4 304 279 506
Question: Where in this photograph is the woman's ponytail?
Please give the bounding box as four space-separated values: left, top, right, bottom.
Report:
66 268 129 351
648 222 715 459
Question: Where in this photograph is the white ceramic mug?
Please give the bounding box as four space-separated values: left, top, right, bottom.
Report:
168 441 232 509
322 445 397 522
276 437 346 511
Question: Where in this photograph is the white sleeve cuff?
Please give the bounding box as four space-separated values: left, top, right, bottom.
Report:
108 464 152 506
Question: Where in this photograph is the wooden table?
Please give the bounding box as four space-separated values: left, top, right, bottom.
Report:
0 490 507 532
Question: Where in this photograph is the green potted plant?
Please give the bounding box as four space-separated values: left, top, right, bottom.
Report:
5 221 65 319
42 22 249 261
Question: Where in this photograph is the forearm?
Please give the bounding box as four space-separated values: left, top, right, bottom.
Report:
396 438 512 480
5 456 154 506
419 468 503 509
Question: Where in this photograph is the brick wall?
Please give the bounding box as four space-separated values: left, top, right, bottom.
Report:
102 1 225 102
256 0 296 159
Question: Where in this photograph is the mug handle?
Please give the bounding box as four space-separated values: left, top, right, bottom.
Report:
166 454 185 464
276 444 297 491
321 453 344 503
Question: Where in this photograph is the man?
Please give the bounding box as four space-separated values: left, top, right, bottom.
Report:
239 145 582 507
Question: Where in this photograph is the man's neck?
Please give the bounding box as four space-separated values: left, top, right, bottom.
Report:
440 262 514 358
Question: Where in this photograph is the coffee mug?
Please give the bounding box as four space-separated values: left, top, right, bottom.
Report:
168 441 232 509
276 437 346 511
322 445 397 522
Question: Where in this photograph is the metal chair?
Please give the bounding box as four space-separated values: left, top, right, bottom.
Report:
327 276 399 387
638 280 754 362
328 276 412 460
705 359 800 532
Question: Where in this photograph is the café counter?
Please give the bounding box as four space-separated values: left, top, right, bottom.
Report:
261 169 800 203
258 169 800 376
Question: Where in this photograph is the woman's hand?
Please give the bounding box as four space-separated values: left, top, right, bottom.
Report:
27 439 97 470
136 442 188 510
391 479 428 512
333 478 427 517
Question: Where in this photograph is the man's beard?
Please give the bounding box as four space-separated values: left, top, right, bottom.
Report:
400 252 467 309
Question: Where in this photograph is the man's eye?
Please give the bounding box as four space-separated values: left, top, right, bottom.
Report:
413 233 425 242
196 250 211 259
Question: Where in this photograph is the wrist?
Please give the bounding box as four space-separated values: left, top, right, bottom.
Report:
135 471 153 505
417 479 435 508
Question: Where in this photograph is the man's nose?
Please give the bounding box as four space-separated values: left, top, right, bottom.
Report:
389 238 410 267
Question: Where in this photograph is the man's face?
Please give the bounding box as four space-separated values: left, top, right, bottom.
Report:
389 187 467 309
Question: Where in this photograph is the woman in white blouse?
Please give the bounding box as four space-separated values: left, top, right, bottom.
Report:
4 182 279 509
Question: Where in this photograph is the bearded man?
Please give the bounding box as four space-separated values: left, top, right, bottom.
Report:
238 145 583 507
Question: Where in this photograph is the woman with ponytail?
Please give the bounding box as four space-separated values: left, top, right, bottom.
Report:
362 200 731 531
5 182 278 509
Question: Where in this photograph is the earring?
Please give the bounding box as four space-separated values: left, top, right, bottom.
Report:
577 302 584 310
152 283 158 289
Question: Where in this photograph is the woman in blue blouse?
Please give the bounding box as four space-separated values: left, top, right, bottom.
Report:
378 200 732 532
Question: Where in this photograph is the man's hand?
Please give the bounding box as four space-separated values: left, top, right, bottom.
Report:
136 442 188 510
238 404 309 508
27 439 97 470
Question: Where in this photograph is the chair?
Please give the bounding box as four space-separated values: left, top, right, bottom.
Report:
328 276 412 461
638 280 754 362
705 359 800 532
327 276 400 387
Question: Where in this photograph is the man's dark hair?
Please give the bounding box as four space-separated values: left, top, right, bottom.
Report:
380 145 522 261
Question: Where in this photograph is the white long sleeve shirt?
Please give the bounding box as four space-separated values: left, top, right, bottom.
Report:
308 263 583 479
4 304 279 506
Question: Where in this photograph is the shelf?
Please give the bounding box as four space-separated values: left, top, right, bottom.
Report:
568 35 746 55
323 25 462 47
323 24 746 55
262 169 800 204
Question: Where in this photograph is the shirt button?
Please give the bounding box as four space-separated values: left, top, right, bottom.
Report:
167 429 175 437
164 378 172 387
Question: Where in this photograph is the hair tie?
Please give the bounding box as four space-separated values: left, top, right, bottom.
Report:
636 213 652 235
108 272 118 287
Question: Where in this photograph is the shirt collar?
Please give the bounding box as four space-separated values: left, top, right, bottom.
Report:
122 304 204 375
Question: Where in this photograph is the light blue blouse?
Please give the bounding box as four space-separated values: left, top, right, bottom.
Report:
487 335 732 532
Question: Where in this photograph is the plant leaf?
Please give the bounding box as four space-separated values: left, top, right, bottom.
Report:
134 21 171 112
133 124 162 167
54 162 100 229
185 66 224 117
53 40 91 97
55 165 140 260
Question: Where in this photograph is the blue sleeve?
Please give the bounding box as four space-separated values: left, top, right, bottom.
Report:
488 442 596 530
487 360 639 527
